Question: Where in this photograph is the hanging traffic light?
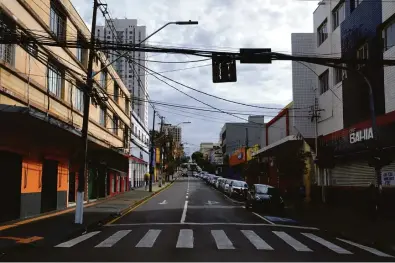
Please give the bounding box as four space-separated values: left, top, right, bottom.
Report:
212 54 237 83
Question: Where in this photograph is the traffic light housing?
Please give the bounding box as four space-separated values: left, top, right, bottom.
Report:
212 55 237 83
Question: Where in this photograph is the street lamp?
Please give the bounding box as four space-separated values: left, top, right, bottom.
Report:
94 20 199 76
175 121 192 126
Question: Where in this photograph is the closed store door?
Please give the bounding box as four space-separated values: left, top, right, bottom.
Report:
330 161 375 187
0 151 22 223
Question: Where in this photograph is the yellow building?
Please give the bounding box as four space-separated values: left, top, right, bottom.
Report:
0 0 131 223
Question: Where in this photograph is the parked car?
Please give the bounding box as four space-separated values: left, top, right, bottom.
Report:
226 180 248 198
245 184 284 213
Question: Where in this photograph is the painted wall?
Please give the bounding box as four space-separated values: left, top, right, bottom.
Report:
313 1 344 136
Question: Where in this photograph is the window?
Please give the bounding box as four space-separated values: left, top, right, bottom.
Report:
125 97 130 114
73 85 84 112
317 20 328 46
0 14 16 65
354 0 363 9
50 1 66 41
47 63 63 98
383 21 395 51
114 82 119 102
334 66 347 85
113 114 118 135
100 71 107 89
100 107 106 126
123 126 130 149
76 33 87 65
332 1 345 30
319 70 329 95
0 44 15 65
356 42 368 69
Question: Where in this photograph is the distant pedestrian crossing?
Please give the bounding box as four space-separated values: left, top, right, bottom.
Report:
54 228 393 258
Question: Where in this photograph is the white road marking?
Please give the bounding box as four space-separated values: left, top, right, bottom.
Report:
252 212 275 225
55 231 100 247
241 230 273 250
337 238 394 257
273 231 312 252
95 230 131 248
176 229 194 248
301 233 352 254
158 200 167 205
222 192 245 204
135 229 161 248
106 222 319 230
180 201 189 223
211 230 235 249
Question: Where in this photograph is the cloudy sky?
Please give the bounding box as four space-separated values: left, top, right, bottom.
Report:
71 0 319 155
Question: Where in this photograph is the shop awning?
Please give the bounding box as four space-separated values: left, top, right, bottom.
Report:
129 155 148 164
252 135 300 157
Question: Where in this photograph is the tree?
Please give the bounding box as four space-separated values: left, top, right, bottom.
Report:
191 151 203 161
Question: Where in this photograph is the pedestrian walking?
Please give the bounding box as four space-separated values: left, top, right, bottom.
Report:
144 172 150 191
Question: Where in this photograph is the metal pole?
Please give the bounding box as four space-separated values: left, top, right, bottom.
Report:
159 117 164 186
75 0 99 224
357 72 382 201
245 128 249 180
149 110 156 192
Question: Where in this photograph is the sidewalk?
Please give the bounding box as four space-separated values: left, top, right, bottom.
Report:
285 201 395 252
0 180 174 252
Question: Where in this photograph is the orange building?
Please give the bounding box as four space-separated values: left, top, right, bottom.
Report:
0 0 131 223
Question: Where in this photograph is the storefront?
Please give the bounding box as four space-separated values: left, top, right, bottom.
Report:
317 111 395 211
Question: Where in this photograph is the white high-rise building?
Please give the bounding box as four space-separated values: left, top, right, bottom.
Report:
96 19 149 129
96 19 150 188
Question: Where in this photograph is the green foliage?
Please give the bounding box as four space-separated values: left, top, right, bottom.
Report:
275 149 309 179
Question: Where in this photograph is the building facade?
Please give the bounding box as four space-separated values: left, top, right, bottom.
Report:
200 142 218 159
311 0 395 212
96 19 148 129
129 111 149 188
0 0 131 223
163 124 182 147
220 116 266 157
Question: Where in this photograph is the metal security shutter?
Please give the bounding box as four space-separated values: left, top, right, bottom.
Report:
330 161 375 187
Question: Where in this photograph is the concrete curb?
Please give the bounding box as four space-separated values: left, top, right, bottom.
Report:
72 181 176 235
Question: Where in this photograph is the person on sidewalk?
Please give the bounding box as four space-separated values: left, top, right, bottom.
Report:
144 172 150 191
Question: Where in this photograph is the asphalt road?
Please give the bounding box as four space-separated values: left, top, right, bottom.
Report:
1 177 393 262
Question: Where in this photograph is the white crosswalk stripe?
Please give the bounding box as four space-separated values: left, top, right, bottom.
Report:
337 238 394 258
135 229 161 248
241 230 273 250
95 230 131 248
273 231 312 252
301 233 352 254
52 228 393 258
211 230 235 249
55 231 100 248
176 229 194 248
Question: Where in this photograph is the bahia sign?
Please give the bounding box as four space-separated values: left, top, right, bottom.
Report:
349 127 373 144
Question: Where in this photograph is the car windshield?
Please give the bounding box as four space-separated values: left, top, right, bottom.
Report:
255 185 268 194
233 181 246 187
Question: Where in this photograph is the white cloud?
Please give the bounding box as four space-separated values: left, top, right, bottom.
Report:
70 0 319 153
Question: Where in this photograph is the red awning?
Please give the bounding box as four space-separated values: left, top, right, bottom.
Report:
129 155 147 164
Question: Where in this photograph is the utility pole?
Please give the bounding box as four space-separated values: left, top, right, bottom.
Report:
312 98 325 203
159 117 164 186
244 128 249 180
75 0 99 225
149 110 156 192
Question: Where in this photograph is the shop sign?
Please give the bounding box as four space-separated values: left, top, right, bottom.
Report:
382 171 395 187
349 127 373 144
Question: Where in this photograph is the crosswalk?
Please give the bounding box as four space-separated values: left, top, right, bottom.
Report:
54 228 393 257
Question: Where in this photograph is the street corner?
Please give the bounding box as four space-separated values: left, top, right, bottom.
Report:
0 235 44 250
